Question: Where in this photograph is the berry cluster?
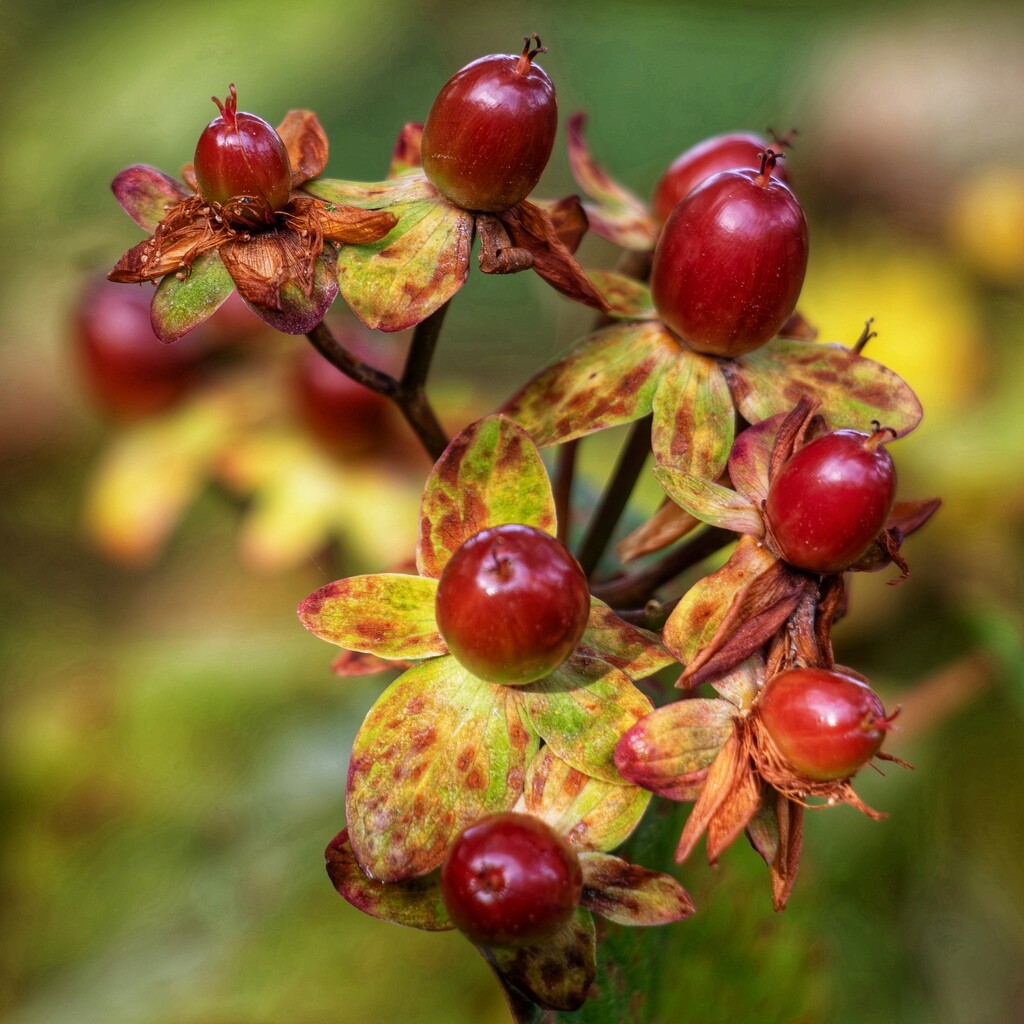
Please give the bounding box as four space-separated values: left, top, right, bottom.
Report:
102 36 938 1017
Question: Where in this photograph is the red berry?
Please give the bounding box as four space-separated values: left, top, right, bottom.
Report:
193 84 292 221
765 428 897 574
650 154 808 358
421 36 557 213
651 131 789 223
440 812 583 947
757 667 890 781
75 278 205 418
435 523 590 685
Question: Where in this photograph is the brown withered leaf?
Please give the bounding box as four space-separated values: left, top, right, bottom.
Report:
535 195 589 254
849 498 942 575
477 214 535 274
387 122 424 178
498 199 610 312
617 498 701 563
277 109 329 185
771 795 804 911
311 200 397 245
109 228 209 284
705 754 761 863
578 853 694 925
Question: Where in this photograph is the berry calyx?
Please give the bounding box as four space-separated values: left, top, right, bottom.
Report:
434 523 590 685
649 154 808 357
756 667 892 781
765 428 897 574
440 812 583 948
193 84 292 223
421 37 557 213
651 131 790 224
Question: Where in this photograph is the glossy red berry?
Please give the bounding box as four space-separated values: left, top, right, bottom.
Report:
75 278 205 418
757 667 890 781
421 36 557 213
651 131 789 223
435 523 590 685
193 84 292 221
650 153 808 358
441 812 583 948
765 428 897 574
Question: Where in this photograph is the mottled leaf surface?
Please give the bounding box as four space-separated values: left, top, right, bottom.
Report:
520 655 653 784
614 698 736 801
727 339 923 437
521 746 650 853
654 467 764 536
298 574 444 659
111 164 189 231
417 415 555 578
501 321 679 448
346 658 537 881
307 174 472 331
150 251 234 342
325 829 452 931
652 350 735 479
579 853 694 926
727 416 780 505
579 601 676 679
586 270 657 321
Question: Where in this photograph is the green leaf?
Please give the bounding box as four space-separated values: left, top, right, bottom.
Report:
297 574 444 659
579 601 677 679
111 164 189 231
520 654 653 783
501 321 679 448
614 698 736 801
654 467 764 536
727 338 923 437
325 829 452 931
578 852 694 926
662 536 776 664
417 415 556 578
588 270 657 320
521 746 651 853
346 658 537 881
566 112 658 252
150 252 235 342
306 173 473 331
485 908 597 1012
652 349 735 479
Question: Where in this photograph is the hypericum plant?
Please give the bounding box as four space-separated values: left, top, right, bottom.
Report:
98 40 944 1019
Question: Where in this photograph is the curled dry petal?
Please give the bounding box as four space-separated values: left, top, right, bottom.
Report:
276 109 330 185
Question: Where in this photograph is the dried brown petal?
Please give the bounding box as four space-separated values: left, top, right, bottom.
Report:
277 109 329 185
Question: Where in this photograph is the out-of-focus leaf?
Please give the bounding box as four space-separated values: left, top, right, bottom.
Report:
150 251 234 342
111 164 188 231
579 602 676 679
325 829 452 931
306 173 472 331
298 574 444 659
501 321 679 448
578 853 694 925
387 122 424 177
654 467 763 536
586 270 657 321
616 500 700 562
346 658 537 881
417 415 555 578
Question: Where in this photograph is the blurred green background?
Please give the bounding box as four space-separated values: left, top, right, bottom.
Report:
2 0 1023 1021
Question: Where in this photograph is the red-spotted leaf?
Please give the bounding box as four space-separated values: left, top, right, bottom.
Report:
520 654 653 784
305 173 472 331
298 574 444 659
652 350 735 480
727 416 781 506
485 908 596 1012
417 415 555 579
112 164 189 231
654 467 764 536
521 746 650 853
727 339 923 437
566 112 658 252
579 601 676 679
614 697 736 801
578 853 694 926
587 270 657 320
663 536 775 665
501 321 679 448
387 122 424 178
150 251 234 342
346 658 538 881
325 829 452 931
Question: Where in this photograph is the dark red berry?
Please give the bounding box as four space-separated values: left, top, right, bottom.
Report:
650 153 808 358
193 84 292 222
757 667 890 781
651 131 789 224
765 428 897 574
292 343 396 458
435 523 590 685
75 278 205 418
421 36 557 213
441 812 583 948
